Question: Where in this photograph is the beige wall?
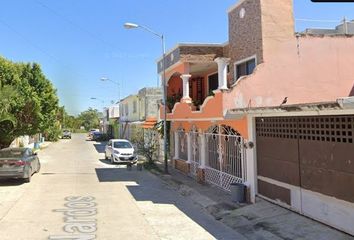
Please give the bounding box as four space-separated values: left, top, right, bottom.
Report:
224 35 354 110
119 94 139 122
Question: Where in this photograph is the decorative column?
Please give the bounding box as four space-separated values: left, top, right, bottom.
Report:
180 74 192 103
174 131 179 159
214 57 230 90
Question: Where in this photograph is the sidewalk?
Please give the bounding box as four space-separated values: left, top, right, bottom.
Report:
152 161 354 240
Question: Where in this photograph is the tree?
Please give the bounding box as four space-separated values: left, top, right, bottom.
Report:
0 83 18 128
134 129 160 165
77 108 101 131
0 56 60 148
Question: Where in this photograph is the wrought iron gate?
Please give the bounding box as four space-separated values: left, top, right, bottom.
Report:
190 130 200 178
177 129 188 161
204 125 246 191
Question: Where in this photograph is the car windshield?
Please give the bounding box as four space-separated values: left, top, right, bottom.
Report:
0 149 25 158
113 141 132 149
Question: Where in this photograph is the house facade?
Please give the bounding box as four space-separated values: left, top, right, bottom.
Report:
102 104 120 138
119 87 162 140
158 0 354 235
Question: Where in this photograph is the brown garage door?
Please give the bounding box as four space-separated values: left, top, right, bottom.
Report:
256 115 354 204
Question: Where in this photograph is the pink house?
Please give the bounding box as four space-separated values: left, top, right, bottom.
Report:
158 0 354 235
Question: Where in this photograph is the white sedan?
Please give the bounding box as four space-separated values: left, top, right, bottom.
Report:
105 139 138 164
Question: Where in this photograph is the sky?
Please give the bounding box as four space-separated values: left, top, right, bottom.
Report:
0 0 354 115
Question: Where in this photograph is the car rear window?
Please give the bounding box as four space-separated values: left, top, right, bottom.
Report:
113 141 132 149
0 149 25 158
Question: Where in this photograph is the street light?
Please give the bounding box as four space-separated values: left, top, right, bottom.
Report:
100 77 121 103
124 22 168 174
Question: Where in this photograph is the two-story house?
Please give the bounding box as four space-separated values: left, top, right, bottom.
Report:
158 0 354 235
102 104 120 138
119 87 162 140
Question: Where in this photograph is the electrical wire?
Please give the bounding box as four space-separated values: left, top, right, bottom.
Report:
295 18 341 23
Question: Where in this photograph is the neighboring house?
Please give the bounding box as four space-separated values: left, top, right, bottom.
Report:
102 104 120 138
119 87 162 140
304 19 354 35
157 0 354 235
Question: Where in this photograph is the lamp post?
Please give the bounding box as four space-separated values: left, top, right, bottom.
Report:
124 22 168 174
100 77 120 103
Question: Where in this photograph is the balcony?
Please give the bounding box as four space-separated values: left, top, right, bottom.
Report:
166 64 219 113
157 43 232 120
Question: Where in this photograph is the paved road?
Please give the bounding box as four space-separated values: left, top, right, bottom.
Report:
0 134 244 240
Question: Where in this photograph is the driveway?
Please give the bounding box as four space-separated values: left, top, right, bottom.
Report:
0 133 244 240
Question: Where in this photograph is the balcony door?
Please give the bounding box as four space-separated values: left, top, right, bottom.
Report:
208 73 218 94
189 77 204 106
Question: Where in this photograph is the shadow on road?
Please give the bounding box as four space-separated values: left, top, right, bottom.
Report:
98 158 124 166
94 167 236 239
0 178 25 186
93 142 106 153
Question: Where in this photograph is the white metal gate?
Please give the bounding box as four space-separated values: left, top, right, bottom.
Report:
190 131 200 178
177 129 188 161
204 125 246 191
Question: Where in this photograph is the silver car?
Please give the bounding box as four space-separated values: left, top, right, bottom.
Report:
0 147 41 183
105 139 138 164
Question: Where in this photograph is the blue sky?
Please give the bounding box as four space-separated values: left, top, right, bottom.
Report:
0 0 353 115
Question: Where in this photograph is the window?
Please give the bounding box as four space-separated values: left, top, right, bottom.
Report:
113 141 132 149
125 104 129 116
235 57 256 81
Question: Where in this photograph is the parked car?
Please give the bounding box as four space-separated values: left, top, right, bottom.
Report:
91 131 103 141
88 129 100 140
62 129 71 139
105 139 138 164
0 147 40 183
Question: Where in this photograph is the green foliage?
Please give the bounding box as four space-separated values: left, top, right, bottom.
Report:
45 121 62 141
59 106 83 131
0 56 60 148
134 129 160 164
155 120 170 154
77 108 100 131
166 94 181 112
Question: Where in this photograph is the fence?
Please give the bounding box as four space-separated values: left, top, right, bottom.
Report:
174 125 247 192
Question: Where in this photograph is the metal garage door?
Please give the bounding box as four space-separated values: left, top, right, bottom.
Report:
256 115 354 206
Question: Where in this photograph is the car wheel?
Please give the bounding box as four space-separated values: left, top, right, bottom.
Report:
105 154 108 160
24 168 32 183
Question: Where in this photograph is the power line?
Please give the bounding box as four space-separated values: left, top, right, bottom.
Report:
295 18 340 23
0 17 100 85
33 0 123 53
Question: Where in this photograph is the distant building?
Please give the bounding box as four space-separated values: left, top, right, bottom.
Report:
118 87 162 140
303 19 354 35
102 104 120 138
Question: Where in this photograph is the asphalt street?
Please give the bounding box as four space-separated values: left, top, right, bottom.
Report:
0 133 244 240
